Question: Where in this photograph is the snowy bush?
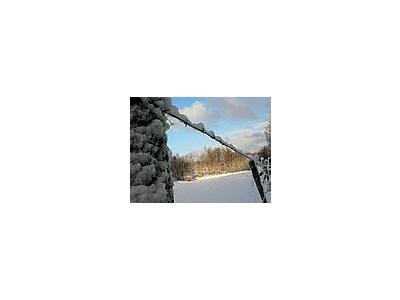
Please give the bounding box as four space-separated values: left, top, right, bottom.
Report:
130 97 174 203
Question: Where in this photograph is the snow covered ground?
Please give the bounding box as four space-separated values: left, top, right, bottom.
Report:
174 171 262 203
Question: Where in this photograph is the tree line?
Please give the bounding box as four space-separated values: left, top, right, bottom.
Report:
171 147 250 180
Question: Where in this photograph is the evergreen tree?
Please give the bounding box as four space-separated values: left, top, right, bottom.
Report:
130 97 174 202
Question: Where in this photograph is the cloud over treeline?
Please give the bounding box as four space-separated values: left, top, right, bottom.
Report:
179 97 268 123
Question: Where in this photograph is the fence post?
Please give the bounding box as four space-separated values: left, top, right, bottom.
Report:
249 160 266 203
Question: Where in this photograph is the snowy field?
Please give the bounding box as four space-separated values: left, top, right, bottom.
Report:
174 171 262 203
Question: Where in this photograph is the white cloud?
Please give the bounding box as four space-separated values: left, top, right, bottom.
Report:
176 98 265 124
179 101 212 123
253 120 268 130
212 97 257 120
224 127 267 153
167 100 214 131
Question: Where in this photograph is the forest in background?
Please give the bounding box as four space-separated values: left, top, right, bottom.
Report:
171 147 249 180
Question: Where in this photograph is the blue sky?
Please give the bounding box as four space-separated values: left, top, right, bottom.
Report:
167 97 271 155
